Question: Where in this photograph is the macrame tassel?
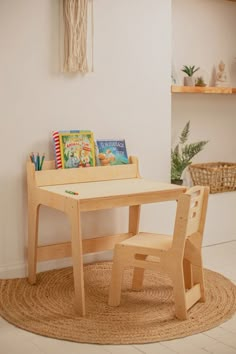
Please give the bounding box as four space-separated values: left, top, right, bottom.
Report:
90 0 94 72
63 0 93 73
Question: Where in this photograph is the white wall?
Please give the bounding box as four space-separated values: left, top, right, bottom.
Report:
172 0 236 88
172 0 236 162
172 0 236 245
0 0 173 277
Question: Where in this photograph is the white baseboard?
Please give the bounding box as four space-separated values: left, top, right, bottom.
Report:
0 251 113 279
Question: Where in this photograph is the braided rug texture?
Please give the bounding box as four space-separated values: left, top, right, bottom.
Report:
0 262 235 344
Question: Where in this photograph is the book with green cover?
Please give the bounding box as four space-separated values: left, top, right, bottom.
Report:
59 131 95 168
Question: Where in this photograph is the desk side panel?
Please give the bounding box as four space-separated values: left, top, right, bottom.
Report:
35 189 71 213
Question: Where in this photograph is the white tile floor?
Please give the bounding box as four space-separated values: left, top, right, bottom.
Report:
0 241 235 354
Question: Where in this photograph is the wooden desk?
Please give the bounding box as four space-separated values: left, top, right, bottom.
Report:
27 156 186 316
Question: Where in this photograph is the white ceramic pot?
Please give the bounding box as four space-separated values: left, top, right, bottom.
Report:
184 76 195 86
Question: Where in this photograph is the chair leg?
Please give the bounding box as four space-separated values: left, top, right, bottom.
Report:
172 265 188 320
108 250 124 306
183 259 193 290
185 239 205 302
131 254 147 290
132 268 145 290
192 263 205 302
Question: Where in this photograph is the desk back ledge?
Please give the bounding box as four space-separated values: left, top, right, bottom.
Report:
27 156 141 187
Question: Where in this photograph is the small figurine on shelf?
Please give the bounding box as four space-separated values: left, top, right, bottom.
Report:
215 60 230 87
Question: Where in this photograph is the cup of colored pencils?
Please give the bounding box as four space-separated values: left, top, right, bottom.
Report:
30 152 45 171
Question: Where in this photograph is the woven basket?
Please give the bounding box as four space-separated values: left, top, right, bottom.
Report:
189 162 236 194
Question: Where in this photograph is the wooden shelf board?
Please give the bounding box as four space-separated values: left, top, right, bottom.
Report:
171 86 236 94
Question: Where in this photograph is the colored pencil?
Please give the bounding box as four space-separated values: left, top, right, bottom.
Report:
39 153 45 170
65 190 79 195
36 153 40 171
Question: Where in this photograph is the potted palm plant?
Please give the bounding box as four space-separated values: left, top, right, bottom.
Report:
182 65 200 86
171 121 208 185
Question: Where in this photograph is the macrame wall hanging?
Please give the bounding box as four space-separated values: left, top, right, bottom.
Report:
63 0 94 74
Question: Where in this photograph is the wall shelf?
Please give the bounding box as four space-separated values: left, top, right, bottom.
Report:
171 86 236 94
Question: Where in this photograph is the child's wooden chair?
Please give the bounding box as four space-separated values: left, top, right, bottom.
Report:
108 186 209 320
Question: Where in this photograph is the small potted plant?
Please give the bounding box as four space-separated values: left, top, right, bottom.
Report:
171 121 208 185
195 76 206 87
182 65 200 86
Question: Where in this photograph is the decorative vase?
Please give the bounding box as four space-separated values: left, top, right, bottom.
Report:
184 76 195 86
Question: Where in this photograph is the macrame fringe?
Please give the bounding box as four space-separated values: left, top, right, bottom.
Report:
63 0 93 73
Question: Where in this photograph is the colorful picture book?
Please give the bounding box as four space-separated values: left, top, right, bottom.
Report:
52 130 95 169
96 139 129 166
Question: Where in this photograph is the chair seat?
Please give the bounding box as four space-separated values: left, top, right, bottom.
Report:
120 232 173 251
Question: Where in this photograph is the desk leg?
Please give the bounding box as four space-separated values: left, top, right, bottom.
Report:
129 205 144 290
28 202 40 284
68 200 86 317
129 205 140 235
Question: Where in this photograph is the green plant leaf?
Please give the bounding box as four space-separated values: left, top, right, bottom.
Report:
181 65 191 76
192 66 200 74
179 121 190 144
182 141 209 162
171 121 209 180
181 65 200 77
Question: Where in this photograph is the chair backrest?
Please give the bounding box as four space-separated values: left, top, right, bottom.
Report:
172 186 209 254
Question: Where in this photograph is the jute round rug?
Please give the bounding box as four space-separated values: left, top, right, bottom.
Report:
0 262 235 344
